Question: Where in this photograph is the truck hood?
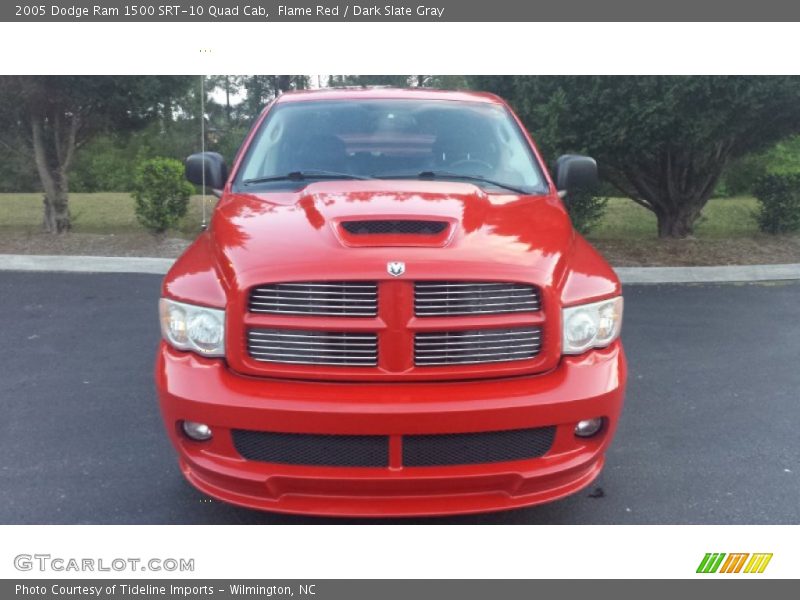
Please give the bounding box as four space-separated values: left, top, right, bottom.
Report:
209 180 574 290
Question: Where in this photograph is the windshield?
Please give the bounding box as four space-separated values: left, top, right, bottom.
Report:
235 98 547 193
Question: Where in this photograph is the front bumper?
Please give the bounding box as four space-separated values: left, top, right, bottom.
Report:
155 341 626 517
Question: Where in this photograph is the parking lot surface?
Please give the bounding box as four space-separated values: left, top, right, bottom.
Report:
1 272 798 524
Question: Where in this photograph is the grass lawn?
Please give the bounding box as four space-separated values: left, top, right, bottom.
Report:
589 232 800 267
585 196 800 266
0 193 216 258
0 192 798 265
589 196 761 240
0 192 214 236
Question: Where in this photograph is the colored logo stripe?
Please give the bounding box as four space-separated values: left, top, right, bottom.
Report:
744 553 773 573
719 553 749 573
697 553 773 574
697 553 726 573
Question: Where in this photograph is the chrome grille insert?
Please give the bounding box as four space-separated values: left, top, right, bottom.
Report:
414 327 542 366
247 329 378 366
249 281 377 316
414 281 540 316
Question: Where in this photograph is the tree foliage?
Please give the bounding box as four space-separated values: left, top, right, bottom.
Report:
206 75 244 124
5 75 800 241
753 170 800 234
132 157 194 234
328 75 469 89
0 75 194 232
241 75 309 115
329 75 412 88
722 134 800 196
470 76 800 237
565 190 608 235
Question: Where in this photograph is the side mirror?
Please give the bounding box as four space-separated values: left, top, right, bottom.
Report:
553 154 598 195
185 152 228 190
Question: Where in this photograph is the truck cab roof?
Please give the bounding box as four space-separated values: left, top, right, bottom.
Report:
274 87 507 106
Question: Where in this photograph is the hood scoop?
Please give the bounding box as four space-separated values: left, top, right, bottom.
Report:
341 219 449 236
336 218 455 248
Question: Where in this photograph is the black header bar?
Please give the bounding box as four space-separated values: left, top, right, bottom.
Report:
2 579 795 599
4 0 800 22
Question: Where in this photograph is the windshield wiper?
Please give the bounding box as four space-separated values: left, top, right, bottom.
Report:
375 171 531 195
243 170 373 185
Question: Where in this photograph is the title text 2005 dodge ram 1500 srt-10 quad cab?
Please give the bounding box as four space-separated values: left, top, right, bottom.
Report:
155 88 626 517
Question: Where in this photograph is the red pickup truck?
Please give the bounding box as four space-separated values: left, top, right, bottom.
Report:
155 87 626 517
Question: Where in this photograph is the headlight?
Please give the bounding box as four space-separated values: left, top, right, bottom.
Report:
562 296 623 355
159 298 225 357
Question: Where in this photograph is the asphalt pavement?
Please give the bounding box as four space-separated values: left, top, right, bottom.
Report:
1 272 798 524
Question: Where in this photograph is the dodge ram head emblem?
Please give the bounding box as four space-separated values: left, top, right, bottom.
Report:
387 261 406 277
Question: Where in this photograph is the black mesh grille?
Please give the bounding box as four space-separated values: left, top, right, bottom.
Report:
403 426 556 467
341 220 449 235
232 430 389 467
415 281 541 316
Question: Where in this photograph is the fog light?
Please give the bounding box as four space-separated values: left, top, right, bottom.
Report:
574 418 603 438
182 421 213 441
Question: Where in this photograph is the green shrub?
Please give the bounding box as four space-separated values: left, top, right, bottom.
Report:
721 154 769 197
565 189 608 235
71 136 136 193
753 170 800 234
722 135 800 197
132 157 194 233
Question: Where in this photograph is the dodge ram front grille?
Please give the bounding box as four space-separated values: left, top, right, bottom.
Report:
414 281 540 316
249 281 377 316
414 327 542 366
341 220 449 235
247 329 378 366
241 280 548 376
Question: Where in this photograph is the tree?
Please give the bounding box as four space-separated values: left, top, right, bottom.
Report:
471 76 800 237
417 75 469 90
241 76 310 116
328 75 411 88
0 76 193 232
207 75 244 124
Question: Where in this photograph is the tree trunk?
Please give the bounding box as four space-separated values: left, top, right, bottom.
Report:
224 76 232 124
30 113 76 233
42 194 54 231
656 207 698 238
49 173 71 233
39 178 70 233
616 150 726 239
